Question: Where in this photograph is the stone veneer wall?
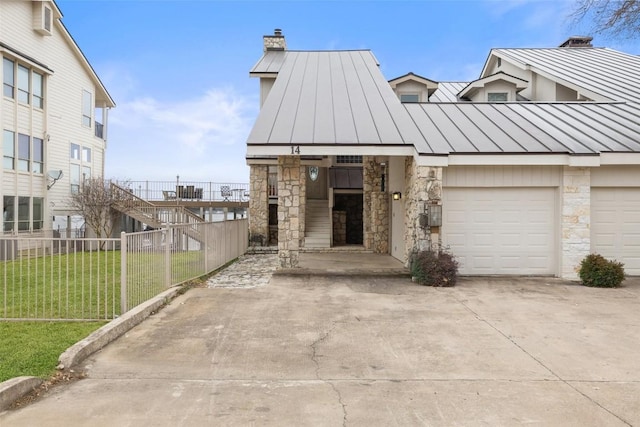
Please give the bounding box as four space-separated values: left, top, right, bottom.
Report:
404 157 443 262
362 156 389 253
249 165 269 246
561 166 590 280
277 156 302 268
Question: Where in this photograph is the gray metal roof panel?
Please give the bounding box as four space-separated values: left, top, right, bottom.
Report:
492 48 640 102
430 82 466 102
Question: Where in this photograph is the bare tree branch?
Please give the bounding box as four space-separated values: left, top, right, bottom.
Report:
570 0 640 39
69 178 132 243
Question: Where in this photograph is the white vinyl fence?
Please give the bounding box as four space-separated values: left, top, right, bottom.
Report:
0 219 248 321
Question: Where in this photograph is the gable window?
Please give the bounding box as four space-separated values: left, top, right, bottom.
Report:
488 92 508 102
17 133 30 172
82 90 92 127
33 72 43 108
44 5 52 33
17 65 30 104
400 93 420 103
3 130 15 170
3 58 14 98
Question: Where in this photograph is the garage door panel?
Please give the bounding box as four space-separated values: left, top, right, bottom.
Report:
592 188 640 275
443 188 556 275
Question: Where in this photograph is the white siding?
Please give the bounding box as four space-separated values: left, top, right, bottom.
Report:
443 165 562 187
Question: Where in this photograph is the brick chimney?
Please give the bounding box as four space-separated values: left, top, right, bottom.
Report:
559 36 593 48
263 28 286 52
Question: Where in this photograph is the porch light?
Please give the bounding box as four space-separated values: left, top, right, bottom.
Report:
392 192 402 200
427 204 442 227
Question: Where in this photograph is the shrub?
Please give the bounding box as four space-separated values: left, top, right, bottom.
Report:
578 253 625 288
410 249 459 287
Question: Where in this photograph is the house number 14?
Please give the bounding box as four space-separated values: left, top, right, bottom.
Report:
290 145 300 155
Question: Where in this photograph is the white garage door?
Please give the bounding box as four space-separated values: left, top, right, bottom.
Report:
591 188 640 275
442 188 556 275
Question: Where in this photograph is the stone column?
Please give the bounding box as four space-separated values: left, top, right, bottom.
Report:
404 157 443 262
248 165 268 246
561 166 591 280
362 156 389 253
277 156 302 268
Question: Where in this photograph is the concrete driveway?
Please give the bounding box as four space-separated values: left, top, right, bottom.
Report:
1 255 639 426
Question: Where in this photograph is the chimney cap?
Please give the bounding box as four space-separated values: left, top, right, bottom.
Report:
559 36 593 48
274 28 282 36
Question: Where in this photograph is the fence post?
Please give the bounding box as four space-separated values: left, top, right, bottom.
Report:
120 231 128 314
204 223 209 273
165 227 172 288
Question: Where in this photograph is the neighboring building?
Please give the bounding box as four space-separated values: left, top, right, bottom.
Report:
247 31 640 280
1 0 114 233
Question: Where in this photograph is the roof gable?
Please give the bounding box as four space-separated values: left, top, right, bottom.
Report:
458 72 528 100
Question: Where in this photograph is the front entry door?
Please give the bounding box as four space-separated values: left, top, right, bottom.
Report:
306 166 327 199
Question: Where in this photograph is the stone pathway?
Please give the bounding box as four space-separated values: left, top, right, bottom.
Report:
207 254 278 288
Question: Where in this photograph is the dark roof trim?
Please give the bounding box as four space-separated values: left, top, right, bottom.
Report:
0 42 54 73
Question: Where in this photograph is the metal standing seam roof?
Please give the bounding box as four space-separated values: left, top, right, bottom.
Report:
247 50 421 148
429 82 467 102
490 48 640 103
247 47 640 157
403 102 640 155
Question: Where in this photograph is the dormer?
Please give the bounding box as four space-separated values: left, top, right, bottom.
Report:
32 1 61 36
457 72 528 102
388 72 439 103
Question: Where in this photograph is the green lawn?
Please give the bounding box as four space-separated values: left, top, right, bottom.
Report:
0 321 105 383
1 249 206 320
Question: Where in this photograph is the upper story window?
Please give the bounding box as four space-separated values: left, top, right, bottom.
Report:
3 58 45 108
488 92 508 102
82 90 92 127
70 143 92 193
17 65 30 104
3 58 15 98
3 130 44 174
33 72 43 108
336 155 363 164
70 143 81 160
400 93 420 103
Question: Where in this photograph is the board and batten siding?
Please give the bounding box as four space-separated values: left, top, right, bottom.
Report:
443 165 562 187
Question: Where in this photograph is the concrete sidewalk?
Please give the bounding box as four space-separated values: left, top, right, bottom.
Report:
1 256 639 425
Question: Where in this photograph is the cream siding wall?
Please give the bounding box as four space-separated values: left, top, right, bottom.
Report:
394 80 429 102
1 1 109 224
443 165 562 187
591 166 640 187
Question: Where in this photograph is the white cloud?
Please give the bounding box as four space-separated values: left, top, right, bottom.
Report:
105 88 258 183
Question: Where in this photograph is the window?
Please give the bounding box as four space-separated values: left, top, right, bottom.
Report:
33 137 43 174
3 196 14 232
3 58 14 98
70 164 80 193
17 197 30 231
17 65 29 104
488 92 508 102
3 130 14 170
33 72 43 108
400 93 420 103
82 147 91 162
17 134 30 172
82 90 92 127
336 155 363 164
33 198 43 230
70 143 80 160
82 166 91 181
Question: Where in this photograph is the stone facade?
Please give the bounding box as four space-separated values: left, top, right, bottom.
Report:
277 156 302 268
362 156 389 253
404 157 443 262
263 30 287 51
561 166 590 280
248 165 269 246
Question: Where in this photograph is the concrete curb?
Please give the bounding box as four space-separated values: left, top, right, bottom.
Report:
274 268 411 278
0 286 182 412
0 377 43 412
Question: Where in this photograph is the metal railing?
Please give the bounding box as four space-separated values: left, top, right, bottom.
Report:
124 180 250 202
0 219 248 321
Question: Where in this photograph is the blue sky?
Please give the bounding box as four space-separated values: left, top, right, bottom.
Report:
56 0 640 184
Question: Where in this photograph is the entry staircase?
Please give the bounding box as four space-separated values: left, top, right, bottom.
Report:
304 199 331 248
110 182 205 242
